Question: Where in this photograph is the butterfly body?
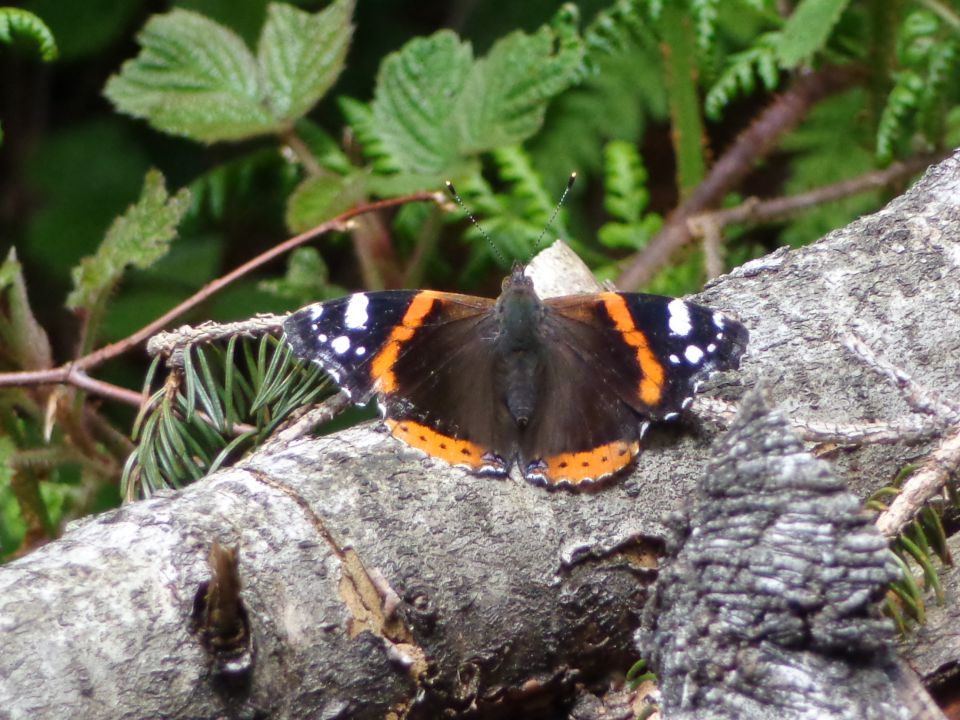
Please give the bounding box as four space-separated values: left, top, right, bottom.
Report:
283 264 748 487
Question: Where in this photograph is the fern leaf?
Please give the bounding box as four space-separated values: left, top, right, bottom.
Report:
876 70 924 164
705 33 781 120
691 0 720 57
916 39 960 145
776 0 851 68
0 8 58 61
603 140 649 224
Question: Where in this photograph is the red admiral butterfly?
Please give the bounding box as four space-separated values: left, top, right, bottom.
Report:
283 259 748 487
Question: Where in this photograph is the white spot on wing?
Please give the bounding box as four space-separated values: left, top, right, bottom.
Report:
355 346 366 356
669 354 680 365
318 334 328 343
309 305 324 320
668 299 692 336
331 335 351 354
707 343 717 353
344 293 370 330
713 312 725 329
684 345 704 364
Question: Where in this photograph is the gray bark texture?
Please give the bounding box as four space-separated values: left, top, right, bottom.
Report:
638 389 944 720
2 150 960 719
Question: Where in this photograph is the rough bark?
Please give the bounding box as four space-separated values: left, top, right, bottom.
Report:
639 389 944 720
2 152 960 719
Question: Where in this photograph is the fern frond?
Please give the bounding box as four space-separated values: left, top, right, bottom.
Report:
691 0 720 57
0 8 58 61
598 141 663 251
705 33 781 120
876 70 924 164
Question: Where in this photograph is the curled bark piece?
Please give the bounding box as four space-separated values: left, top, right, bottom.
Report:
639 389 943 720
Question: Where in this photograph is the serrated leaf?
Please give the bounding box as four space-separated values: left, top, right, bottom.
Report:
259 246 344 304
67 170 191 311
285 172 367 233
776 0 850 68
456 16 585 154
367 31 473 175
258 0 354 122
0 7 58 61
104 9 281 143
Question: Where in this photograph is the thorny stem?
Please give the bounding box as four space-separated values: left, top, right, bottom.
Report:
616 64 862 290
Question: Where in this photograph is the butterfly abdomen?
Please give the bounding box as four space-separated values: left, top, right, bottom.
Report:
494 271 547 428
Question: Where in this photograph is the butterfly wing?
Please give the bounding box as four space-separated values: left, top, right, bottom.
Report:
520 292 748 486
284 290 510 474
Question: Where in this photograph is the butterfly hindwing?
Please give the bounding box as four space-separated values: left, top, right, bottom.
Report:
543 292 748 419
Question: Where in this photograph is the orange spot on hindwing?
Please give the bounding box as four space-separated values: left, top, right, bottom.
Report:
386 419 502 473
600 294 665 406
370 292 439 393
530 440 641 486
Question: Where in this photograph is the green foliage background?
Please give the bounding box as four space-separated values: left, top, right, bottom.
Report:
1 0 959 560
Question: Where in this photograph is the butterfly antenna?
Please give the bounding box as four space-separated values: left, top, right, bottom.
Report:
531 172 577 257
445 180 508 266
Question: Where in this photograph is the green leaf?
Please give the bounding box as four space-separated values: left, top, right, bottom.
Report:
352 8 586 178
0 249 53 371
705 34 781 119
0 7 58 61
776 0 850 68
258 246 344 304
104 9 281 143
0 436 26 559
368 31 474 175
258 0 354 122
603 140 649 224
285 172 367 233
67 170 191 311
455 8 586 154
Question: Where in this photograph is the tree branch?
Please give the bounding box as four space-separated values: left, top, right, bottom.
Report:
616 64 861 290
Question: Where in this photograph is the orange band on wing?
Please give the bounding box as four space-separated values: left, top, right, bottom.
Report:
386 418 492 470
538 440 640 485
370 292 440 393
600 294 666 406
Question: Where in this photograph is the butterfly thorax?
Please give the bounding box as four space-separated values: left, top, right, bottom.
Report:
494 266 545 428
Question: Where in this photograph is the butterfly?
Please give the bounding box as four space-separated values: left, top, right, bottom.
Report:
283 260 748 487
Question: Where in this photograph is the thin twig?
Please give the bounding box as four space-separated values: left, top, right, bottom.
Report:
844 333 960 421
0 192 442 394
261 391 354 450
146 315 287 366
693 396 941 445
688 152 946 233
875 424 960 538
616 65 861 290
0 365 144 407
280 128 324 177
